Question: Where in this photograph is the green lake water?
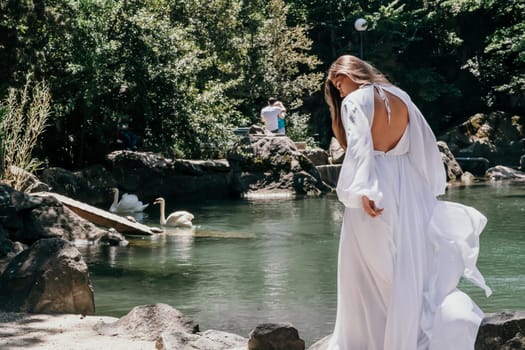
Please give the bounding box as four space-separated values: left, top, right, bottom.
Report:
78 181 525 346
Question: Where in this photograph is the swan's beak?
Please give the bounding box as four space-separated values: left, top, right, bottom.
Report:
153 198 161 205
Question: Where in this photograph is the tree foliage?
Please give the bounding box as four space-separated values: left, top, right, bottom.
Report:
0 0 523 165
0 0 321 165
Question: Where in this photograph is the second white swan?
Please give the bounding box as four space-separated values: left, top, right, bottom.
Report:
153 197 194 228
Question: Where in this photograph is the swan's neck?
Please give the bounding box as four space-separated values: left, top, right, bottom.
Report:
112 189 119 207
159 201 167 225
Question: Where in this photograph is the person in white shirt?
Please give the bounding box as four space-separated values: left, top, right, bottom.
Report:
260 97 286 134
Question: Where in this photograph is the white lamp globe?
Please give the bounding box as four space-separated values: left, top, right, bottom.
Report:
354 18 368 31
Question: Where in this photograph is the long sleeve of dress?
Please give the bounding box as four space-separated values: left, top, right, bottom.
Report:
336 97 383 208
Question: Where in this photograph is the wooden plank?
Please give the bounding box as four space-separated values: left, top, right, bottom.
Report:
33 192 155 235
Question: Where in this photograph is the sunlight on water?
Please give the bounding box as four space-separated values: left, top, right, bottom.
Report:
78 181 525 346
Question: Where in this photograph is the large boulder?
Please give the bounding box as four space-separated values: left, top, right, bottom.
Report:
455 157 491 176
302 148 330 166
105 151 233 201
0 237 94 315
95 303 199 341
227 136 331 197
39 165 117 207
248 323 305 350
8 165 51 193
475 312 525 350
486 165 525 181
439 112 525 167
0 227 25 274
437 141 463 181
0 184 105 245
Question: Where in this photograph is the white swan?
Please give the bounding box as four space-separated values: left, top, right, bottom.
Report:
109 188 149 213
153 197 194 228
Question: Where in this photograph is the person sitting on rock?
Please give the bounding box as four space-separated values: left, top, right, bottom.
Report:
260 97 286 134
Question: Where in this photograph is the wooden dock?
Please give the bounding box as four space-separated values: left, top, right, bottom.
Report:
34 192 157 235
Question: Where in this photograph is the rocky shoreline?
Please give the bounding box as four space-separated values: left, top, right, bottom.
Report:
1 128 524 349
6 119 522 209
1 306 524 350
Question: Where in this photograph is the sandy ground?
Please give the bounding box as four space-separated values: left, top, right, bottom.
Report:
0 312 156 350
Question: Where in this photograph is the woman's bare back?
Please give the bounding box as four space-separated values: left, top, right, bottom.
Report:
371 89 409 152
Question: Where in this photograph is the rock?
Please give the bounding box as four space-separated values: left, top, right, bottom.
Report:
95 303 199 341
105 151 233 200
74 164 119 204
172 159 231 176
329 137 345 164
486 165 525 180
437 141 463 181
248 323 305 350
29 194 106 243
39 166 117 207
0 184 106 244
0 227 24 256
475 311 525 350
295 142 307 151
302 148 330 166
8 165 51 193
249 124 274 136
439 112 525 166
156 329 248 350
520 155 525 170
97 229 128 246
0 226 14 258
227 136 331 197
461 171 476 185
0 233 25 274
455 157 490 176
0 237 94 315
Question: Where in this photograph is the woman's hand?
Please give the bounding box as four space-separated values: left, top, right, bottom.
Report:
362 195 384 218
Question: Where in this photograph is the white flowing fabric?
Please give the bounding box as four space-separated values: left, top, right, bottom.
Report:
328 84 491 350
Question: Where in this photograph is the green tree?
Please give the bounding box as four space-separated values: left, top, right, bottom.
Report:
452 0 525 112
238 0 323 141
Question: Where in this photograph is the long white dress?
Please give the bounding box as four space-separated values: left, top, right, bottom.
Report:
328 84 491 350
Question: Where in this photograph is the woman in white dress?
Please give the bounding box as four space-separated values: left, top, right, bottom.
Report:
324 55 491 350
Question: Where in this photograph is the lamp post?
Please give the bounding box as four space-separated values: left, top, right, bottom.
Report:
354 18 368 59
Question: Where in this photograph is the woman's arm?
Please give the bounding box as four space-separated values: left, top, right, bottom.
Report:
336 98 383 213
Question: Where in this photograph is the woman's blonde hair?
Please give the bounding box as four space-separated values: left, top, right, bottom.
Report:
324 55 390 149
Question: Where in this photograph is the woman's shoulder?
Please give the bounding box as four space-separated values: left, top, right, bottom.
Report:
340 85 375 126
342 84 374 107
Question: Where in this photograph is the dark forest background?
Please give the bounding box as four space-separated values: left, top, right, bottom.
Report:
1 0 523 168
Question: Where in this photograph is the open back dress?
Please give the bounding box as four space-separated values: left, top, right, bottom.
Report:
327 84 491 350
